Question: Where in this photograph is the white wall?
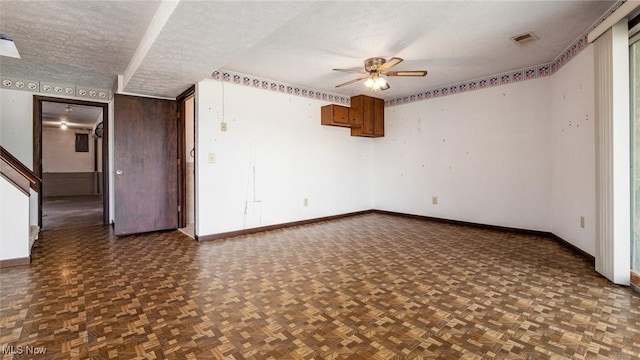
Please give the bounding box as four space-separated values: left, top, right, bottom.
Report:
1 89 38 225
42 127 95 172
0 177 30 261
196 79 373 236
1 89 33 167
373 78 553 232
550 45 596 255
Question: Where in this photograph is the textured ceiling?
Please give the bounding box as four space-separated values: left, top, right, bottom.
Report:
0 1 161 91
125 1 315 97
225 1 616 100
0 0 618 100
42 101 103 129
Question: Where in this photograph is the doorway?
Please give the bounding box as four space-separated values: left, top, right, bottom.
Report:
33 97 109 230
178 87 196 238
111 87 193 236
631 28 640 284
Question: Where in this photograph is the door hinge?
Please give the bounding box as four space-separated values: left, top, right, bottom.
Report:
178 205 181 212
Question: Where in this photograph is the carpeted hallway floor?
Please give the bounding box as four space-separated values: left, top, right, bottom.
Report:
1 213 639 359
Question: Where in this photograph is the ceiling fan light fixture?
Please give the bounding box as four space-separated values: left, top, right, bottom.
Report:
364 77 375 88
60 121 68 130
333 56 426 91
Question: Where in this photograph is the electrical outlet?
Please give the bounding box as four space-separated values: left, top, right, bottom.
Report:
580 216 585 228
432 196 438 205
221 122 227 132
303 198 308 207
208 153 215 164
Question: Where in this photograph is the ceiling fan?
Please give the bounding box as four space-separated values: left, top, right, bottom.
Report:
333 57 428 91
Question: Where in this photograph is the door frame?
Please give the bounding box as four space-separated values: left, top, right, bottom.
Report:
176 85 196 230
33 96 110 228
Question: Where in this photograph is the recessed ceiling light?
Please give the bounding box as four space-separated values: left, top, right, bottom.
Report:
0 33 20 58
511 32 538 45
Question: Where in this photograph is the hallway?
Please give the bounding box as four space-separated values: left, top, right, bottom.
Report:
42 195 103 230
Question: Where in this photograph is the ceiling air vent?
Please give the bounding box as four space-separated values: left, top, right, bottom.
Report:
511 32 537 45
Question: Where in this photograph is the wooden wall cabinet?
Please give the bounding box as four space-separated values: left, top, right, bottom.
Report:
320 95 384 137
321 104 351 127
349 95 384 137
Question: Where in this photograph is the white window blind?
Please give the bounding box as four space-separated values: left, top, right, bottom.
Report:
594 20 631 285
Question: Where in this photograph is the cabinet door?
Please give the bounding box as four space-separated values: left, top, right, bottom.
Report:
349 96 363 128
373 97 384 136
333 105 350 126
321 104 351 127
362 96 375 135
349 95 384 137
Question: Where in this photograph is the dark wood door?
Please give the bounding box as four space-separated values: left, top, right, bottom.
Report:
114 94 178 235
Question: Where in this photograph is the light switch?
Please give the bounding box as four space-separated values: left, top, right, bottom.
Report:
208 153 215 164
221 122 227 132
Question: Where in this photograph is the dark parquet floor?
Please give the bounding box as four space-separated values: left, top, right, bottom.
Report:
1 213 639 359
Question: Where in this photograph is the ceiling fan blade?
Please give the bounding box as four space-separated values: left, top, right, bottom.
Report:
335 76 368 88
377 57 403 72
332 68 367 74
384 70 428 77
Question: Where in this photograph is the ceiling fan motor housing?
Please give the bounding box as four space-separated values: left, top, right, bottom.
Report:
364 57 386 72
